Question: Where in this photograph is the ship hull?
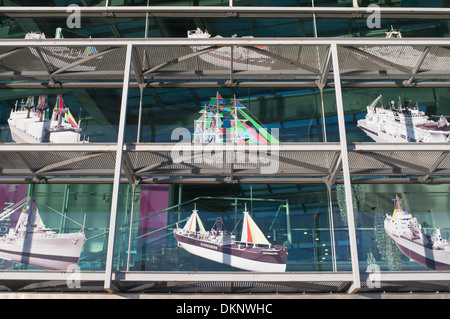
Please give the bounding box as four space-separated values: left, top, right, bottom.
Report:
357 123 389 143
174 231 287 272
9 127 33 143
8 114 49 143
190 45 274 70
30 47 96 72
0 233 85 270
358 114 450 143
358 121 421 143
8 113 81 144
385 228 450 270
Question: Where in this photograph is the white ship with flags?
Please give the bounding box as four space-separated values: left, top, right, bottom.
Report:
357 95 450 143
187 28 275 70
8 95 84 143
173 205 287 272
384 195 450 270
0 197 86 270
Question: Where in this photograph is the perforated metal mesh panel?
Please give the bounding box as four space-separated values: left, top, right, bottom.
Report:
1 143 450 183
1 40 449 87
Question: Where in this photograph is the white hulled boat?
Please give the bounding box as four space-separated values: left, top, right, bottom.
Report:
8 95 84 143
384 195 450 270
25 27 99 72
173 205 287 272
0 197 86 270
187 28 275 70
357 95 450 143
357 26 448 72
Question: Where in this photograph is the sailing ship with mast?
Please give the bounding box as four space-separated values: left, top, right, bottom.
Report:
187 28 275 70
0 197 86 270
193 92 279 143
8 94 85 143
384 195 450 270
173 205 288 272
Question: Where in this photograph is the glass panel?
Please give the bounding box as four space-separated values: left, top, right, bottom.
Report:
1 0 447 7
343 87 445 144
0 89 125 143
113 183 352 272
1 14 450 40
2 0 108 6
0 183 130 271
125 87 334 143
354 184 450 272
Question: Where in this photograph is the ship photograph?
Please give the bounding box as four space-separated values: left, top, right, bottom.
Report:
173 204 288 272
384 195 450 271
8 95 85 144
193 92 279 144
187 28 275 70
0 197 86 270
25 27 100 72
357 95 450 143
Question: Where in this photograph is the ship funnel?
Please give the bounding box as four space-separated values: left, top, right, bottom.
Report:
368 95 383 109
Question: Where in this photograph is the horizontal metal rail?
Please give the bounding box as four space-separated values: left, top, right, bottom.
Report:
1 6 450 19
1 37 449 47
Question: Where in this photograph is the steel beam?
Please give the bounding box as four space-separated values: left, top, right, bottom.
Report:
1 37 450 47
3 175 450 185
419 151 450 183
2 6 450 19
142 46 220 75
403 46 431 86
245 46 321 74
331 43 360 294
112 271 354 283
3 81 450 89
104 43 133 293
341 46 413 74
316 46 332 90
51 47 121 76
0 38 449 89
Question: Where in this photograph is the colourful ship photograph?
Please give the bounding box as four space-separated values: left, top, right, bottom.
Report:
384 195 450 271
193 92 279 144
173 205 288 272
8 95 85 143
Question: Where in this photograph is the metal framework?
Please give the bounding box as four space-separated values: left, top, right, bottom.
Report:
1 35 450 294
0 38 449 89
2 5 450 20
2 143 450 185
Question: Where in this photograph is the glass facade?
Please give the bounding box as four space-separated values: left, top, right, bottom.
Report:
0 0 450 294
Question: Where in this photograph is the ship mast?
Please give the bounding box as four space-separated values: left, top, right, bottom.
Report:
215 92 220 142
233 95 238 143
24 96 34 119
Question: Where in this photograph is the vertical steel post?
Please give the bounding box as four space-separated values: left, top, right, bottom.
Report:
285 200 292 246
327 185 337 272
126 184 136 271
104 44 133 293
330 43 361 293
